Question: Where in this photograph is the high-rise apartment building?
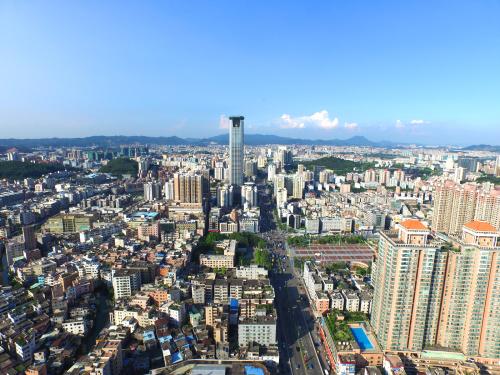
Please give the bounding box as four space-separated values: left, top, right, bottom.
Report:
229 116 244 187
475 189 500 229
292 173 305 199
273 174 286 196
214 161 226 181
257 155 267 169
163 180 174 200
143 182 162 202
274 146 293 168
432 180 500 233
112 269 142 299
244 160 257 178
217 185 233 208
276 188 288 208
241 182 258 208
22 225 37 251
371 219 500 359
173 172 206 204
364 169 377 183
267 164 276 182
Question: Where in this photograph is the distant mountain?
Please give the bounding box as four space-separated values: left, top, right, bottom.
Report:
202 134 395 147
0 134 397 148
463 144 500 152
0 135 189 148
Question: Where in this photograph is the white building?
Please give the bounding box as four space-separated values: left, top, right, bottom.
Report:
305 218 320 234
112 269 141 299
342 290 360 312
238 315 277 347
331 292 345 310
62 318 89 336
235 265 268 280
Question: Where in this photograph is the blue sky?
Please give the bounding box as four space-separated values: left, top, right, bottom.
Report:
1 1 499 145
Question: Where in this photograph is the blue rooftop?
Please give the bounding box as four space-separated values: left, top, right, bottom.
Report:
230 298 239 311
131 211 159 219
171 351 183 364
143 331 155 341
158 336 170 344
245 366 264 375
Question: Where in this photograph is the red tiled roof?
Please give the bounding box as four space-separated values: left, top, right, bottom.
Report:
400 219 427 231
464 221 497 232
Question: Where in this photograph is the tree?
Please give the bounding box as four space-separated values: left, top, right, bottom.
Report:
99 158 138 177
253 248 272 270
0 161 74 179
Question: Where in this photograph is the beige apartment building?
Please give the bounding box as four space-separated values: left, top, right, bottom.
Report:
199 254 234 269
432 180 500 233
173 172 207 204
371 219 500 359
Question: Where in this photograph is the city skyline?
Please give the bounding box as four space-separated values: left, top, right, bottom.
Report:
1 1 500 144
1 1 500 374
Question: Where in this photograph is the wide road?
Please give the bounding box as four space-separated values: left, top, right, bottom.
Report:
259 183 328 374
270 249 324 375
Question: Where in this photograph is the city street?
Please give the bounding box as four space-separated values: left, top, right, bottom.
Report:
259 184 329 375
271 256 325 375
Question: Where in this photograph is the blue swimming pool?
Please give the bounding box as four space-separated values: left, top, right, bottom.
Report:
350 327 374 350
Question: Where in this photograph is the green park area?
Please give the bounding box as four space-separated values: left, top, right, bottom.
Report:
195 232 272 269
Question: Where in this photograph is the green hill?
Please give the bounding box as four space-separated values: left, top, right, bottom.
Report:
0 161 71 179
99 158 138 177
301 156 374 174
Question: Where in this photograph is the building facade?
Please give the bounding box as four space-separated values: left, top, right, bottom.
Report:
371 219 500 359
229 116 244 188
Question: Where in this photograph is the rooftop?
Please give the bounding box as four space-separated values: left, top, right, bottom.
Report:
400 219 427 231
463 220 497 233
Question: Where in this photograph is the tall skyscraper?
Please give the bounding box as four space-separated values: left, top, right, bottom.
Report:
229 116 244 187
371 219 500 358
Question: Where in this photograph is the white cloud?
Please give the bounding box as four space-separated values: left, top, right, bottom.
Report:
280 113 306 129
279 110 339 130
219 114 230 129
410 119 429 125
395 119 405 129
395 119 432 135
344 122 358 130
